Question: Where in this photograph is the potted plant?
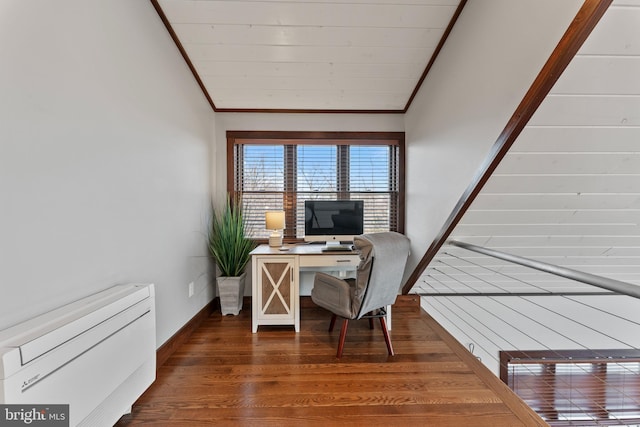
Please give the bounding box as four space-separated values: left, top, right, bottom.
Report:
207 196 255 315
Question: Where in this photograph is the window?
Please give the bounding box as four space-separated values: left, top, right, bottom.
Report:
227 131 404 240
500 350 640 426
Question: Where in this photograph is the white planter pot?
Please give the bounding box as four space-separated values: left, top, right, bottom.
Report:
217 273 246 316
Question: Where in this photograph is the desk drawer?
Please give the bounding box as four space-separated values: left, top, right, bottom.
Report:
299 254 360 268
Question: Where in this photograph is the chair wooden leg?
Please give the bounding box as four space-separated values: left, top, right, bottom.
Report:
337 319 349 358
328 314 337 332
379 317 394 356
368 318 374 329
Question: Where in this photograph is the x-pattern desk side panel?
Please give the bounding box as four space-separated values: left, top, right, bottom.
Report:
260 261 292 315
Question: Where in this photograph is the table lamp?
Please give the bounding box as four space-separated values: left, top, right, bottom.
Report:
265 211 285 247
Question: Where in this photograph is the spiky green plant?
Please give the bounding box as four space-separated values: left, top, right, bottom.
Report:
207 196 255 277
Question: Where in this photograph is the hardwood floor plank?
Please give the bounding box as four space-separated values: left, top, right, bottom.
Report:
116 300 543 426
122 404 526 427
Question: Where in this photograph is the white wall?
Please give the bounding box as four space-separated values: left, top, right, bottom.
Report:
403 0 582 280
213 112 404 294
446 1 640 284
0 0 215 346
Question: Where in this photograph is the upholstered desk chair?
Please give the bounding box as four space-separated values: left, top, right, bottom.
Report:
311 232 411 358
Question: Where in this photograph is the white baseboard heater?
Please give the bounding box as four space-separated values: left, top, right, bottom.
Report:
0 284 156 426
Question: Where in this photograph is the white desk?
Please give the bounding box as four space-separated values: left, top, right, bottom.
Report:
251 244 360 332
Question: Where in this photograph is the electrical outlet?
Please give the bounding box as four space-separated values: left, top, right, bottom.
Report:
188 281 195 297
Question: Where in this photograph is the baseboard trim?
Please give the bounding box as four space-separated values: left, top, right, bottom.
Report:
156 295 419 368
156 299 217 368
300 294 420 309
394 294 421 310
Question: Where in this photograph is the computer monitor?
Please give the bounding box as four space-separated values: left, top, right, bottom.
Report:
304 200 364 243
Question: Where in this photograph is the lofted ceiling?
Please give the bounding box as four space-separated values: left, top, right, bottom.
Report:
151 0 640 291
152 0 464 112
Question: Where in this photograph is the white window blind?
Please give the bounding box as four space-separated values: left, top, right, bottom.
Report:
228 132 404 240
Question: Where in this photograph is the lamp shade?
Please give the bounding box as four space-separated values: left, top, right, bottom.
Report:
265 211 285 230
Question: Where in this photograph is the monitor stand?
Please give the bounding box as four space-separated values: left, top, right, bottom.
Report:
321 241 353 252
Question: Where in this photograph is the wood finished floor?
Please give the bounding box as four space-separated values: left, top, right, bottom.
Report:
116 297 545 426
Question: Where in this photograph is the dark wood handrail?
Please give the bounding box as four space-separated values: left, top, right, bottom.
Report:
401 0 614 295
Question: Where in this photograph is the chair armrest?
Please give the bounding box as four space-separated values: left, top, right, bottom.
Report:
311 272 354 319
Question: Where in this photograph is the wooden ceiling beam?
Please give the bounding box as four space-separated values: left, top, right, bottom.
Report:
401 0 614 295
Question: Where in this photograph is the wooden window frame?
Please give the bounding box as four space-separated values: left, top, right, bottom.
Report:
227 131 405 243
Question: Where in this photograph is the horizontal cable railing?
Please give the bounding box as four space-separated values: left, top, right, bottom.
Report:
448 240 640 299
414 241 640 427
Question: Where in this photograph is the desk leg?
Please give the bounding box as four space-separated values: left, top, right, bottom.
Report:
294 266 300 332
251 256 258 333
386 304 392 330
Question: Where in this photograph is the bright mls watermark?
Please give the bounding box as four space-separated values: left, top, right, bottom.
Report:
0 405 68 426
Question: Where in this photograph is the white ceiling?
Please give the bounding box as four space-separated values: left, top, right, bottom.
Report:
155 0 462 111
154 0 640 290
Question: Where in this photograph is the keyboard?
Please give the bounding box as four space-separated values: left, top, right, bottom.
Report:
321 244 354 252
